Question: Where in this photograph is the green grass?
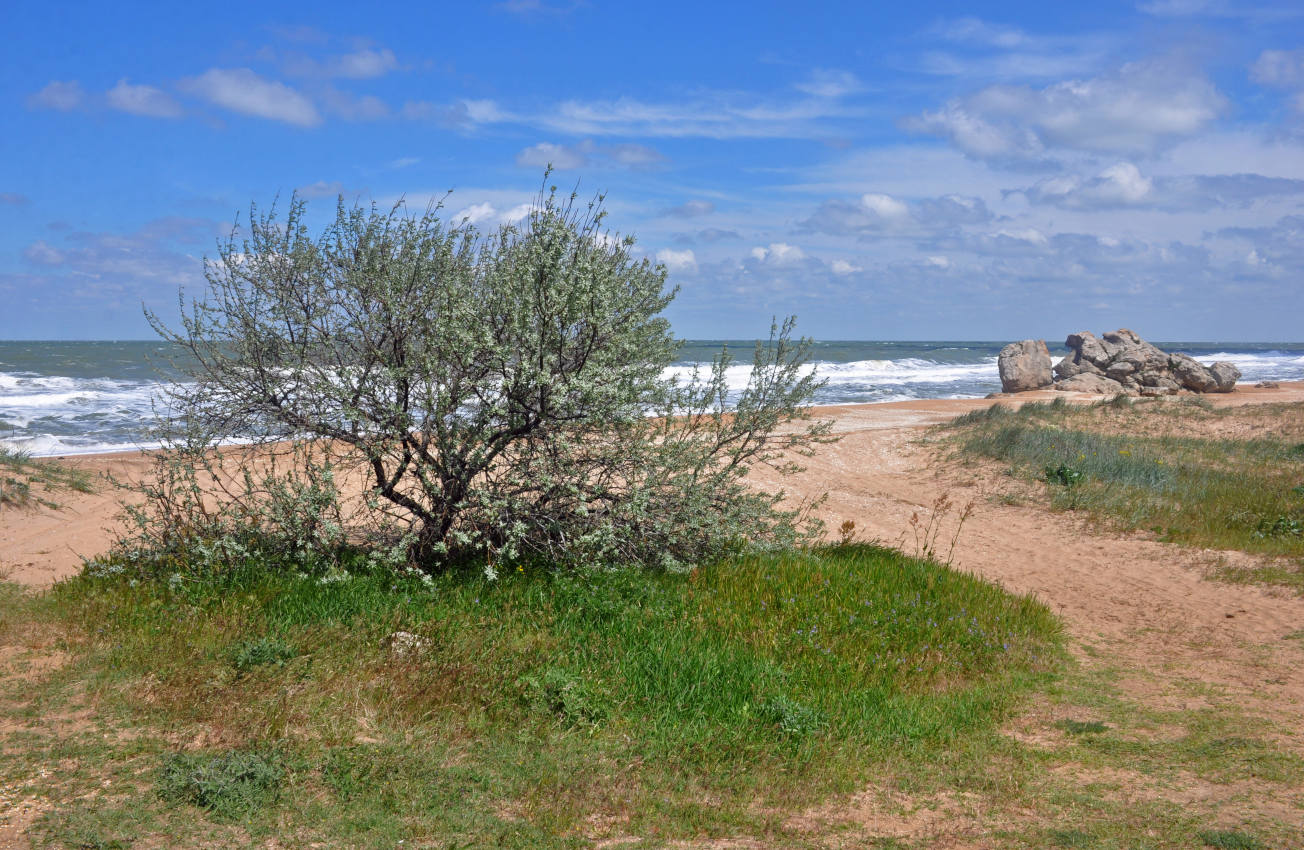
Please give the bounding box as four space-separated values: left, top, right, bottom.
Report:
0 446 96 510
945 398 1304 588
2 545 1062 846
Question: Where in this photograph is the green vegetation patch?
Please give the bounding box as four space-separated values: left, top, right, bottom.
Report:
0 446 95 510
25 544 1060 842
947 399 1304 582
156 748 284 820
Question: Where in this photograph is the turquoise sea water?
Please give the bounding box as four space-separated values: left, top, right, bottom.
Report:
3 339 1303 456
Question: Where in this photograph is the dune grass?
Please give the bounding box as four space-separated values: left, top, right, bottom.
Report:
0 446 96 510
945 397 1304 589
1 544 1061 847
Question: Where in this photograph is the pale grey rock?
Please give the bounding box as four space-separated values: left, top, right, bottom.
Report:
1209 361 1241 393
998 339 1053 392
1054 373 1129 395
1168 353 1218 392
1053 353 1103 380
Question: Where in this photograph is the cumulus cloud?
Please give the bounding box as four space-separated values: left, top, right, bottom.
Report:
27 80 85 111
656 248 697 272
749 243 807 264
801 192 993 236
180 68 321 127
905 59 1226 160
830 259 863 275
106 78 183 118
452 202 499 226
1014 162 1304 211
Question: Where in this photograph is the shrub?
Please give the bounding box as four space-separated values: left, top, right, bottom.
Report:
123 177 832 575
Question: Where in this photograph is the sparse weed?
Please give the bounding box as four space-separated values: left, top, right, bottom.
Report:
1198 828 1264 849
156 749 284 821
230 635 296 673
0 447 95 510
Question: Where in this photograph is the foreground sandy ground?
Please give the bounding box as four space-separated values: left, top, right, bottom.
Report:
3 382 1304 845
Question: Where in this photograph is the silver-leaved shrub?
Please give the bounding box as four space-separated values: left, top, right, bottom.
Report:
114 179 834 575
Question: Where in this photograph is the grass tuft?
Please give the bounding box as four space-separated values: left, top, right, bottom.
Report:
1198 829 1264 849
0 446 96 510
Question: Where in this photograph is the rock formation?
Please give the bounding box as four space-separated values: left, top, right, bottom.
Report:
998 339 1053 392
1000 329 1240 395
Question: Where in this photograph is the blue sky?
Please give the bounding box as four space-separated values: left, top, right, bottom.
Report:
3 1 1304 341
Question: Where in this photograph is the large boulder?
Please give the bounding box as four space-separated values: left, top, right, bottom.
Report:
1209 361 1241 393
1053 352 1104 380
1065 331 1114 369
1057 329 1240 395
998 339 1053 392
1168 353 1218 392
1054 373 1129 395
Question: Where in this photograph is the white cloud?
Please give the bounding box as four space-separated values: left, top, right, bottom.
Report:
516 142 589 170
663 200 715 218
606 143 665 167
656 248 697 272
499 203 533 224
297 180 344 199
993 227 1049 246
794 69 862 99
930 17 1028 48
750 243 807 264
1016 163 1304 211
906 59 1226 159
404 98 510 127
452 202 498 225
180 68 321 127
23 241 64 265
860 193 911 220
27 80 85 111
1138 0 1301 19
320 88 389 121
801 191 992 236
514 139 665 170
1251 49 1304 88
106 79 182 118
538 88 860 139
333 48 399 79
830 259 863 275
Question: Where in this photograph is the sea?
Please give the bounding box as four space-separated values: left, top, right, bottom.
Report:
2 339 1303 458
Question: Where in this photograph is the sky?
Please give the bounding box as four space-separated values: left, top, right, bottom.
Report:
3 1 1304 342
